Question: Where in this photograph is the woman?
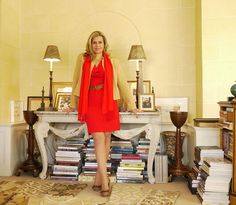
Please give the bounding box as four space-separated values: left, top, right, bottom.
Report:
71 31 137 197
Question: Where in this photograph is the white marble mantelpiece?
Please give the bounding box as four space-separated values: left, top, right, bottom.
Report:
34 111 160 184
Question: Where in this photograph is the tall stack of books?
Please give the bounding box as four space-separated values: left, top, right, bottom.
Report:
136 136 162 180
197 158 232 205
116 153 145 183
83 138 96 176
187 146 224 195
110 138 134 173
83 138 111 176
50 144 83 181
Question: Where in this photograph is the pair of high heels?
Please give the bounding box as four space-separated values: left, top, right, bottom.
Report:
92 178 111 197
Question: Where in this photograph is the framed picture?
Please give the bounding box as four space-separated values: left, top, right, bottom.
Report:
52 82 72 99
10 100 24 122
138 93 155 111
127 80 151 95
55 92 71 111
27 96 50 111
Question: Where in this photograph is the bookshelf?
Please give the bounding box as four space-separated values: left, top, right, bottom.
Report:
218 101 236 204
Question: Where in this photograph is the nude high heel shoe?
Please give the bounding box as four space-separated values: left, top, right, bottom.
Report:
92 184 102 192
100 178 112 197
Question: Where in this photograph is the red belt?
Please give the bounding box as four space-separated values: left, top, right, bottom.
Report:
89 84 104 90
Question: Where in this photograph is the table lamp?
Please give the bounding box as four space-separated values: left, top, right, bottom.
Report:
128 45 146 107
43 45 61 111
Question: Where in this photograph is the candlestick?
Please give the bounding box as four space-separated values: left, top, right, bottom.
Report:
37 87 46 111
136 70 140 108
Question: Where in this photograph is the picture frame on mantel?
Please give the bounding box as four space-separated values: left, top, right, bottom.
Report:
27 96 50 111
54 92 71 111
138 93 155 111
127 80 151 95
52 82 72 100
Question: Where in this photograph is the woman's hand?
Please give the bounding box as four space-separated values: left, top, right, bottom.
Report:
128 108 142 117
62 106 76 114
129 108 139 114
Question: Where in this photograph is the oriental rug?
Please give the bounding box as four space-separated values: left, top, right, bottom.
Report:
0 180 87 205
106 183 180 205
0 180 180 205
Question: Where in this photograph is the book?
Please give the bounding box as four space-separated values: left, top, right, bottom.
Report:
155 154 168 183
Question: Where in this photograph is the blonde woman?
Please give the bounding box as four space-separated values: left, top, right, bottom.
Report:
71 31 137 197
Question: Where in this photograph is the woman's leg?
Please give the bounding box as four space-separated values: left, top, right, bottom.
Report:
92 132 109 191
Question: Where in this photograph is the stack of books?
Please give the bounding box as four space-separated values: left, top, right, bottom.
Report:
50 144 83 181
82 138 111 176
116 153 145 183
136 137 150 160
197 157 232 205
188 146 224 195
110 138 134 173
186 172 200 194
194 146 224 165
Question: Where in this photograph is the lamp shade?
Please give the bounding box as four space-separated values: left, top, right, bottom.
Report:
43 45 61 62
128 45 146 61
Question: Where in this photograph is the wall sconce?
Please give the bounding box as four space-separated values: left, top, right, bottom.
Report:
43 45 61 111
128 45 146 107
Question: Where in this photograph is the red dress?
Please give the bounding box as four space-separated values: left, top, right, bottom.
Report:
86 61 120 133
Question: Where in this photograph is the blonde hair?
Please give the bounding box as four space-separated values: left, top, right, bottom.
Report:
84 31 109 59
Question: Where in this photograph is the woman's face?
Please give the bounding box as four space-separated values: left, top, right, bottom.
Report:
92 36 104 55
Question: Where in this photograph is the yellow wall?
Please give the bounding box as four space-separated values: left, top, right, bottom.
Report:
19 0 196 121
0 0 20 123
201 0 236 117
0 0 196 122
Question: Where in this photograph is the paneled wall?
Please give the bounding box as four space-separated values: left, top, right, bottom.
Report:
0 123 27 176
19 0 196 121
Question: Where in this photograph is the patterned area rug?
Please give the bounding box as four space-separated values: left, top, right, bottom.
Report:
0 180 179 205
106 184 180 205
0 180 87 205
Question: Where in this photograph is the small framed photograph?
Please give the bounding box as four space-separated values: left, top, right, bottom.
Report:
27 96 50 111
52 82 72 100
55 92 71 111
127 80 151 95
138 93 155 111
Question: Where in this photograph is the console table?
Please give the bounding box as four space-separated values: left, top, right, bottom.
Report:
34 111 160 184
